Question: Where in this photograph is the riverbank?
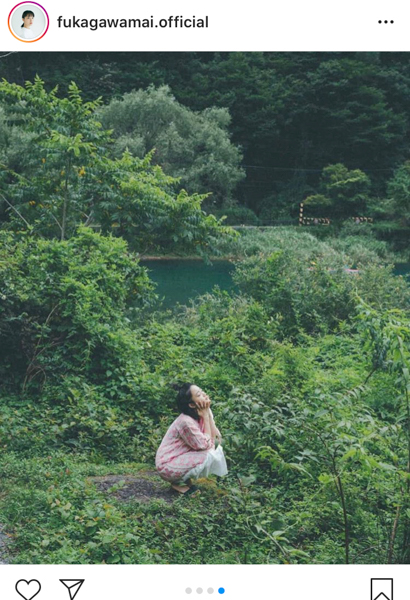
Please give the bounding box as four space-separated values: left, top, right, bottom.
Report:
140 225 408 265
139 255 235 261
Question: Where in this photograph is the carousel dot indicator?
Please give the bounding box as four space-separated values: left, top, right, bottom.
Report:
208 589 214 594
186 588 192 594
218 589 225 595
197 588 203 594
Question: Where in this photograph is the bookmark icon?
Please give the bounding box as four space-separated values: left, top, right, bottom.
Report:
60 580 84 600
371 579 393 600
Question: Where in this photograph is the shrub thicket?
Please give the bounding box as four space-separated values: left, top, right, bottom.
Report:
1 228 410 564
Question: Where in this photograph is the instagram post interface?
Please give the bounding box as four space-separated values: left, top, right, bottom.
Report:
0 52 409 568
0 3 410 597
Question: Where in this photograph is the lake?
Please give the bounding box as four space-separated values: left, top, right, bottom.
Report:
142 259 410 308
394 263 410 277
140 259 237 308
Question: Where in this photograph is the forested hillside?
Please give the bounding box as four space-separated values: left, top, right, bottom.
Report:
1 52 410 248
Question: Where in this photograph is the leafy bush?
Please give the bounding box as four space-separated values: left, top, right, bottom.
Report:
213 205 260 225
0 78 234 256
227 229 410 336
233 251 355 336
0 227 154 391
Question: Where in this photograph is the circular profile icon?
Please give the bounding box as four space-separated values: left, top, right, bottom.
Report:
8 2 49 43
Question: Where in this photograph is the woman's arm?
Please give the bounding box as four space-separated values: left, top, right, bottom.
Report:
200 408 213 440
191 390 221 444
198 407 222 444
178 415 213 451
208 408 221 443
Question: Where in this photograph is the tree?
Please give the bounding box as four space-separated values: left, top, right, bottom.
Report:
305 164 371 218
0 77 233 255
365 161 410 252
98 85 245 206
3 52 410 217
90 150 235 256
385 161 410 225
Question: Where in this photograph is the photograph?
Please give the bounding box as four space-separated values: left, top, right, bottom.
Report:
0 51 409 565
8 3 49 43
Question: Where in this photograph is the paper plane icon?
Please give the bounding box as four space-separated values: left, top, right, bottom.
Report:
60 579 84 600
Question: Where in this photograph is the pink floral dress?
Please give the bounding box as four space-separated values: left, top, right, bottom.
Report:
156 413 214 483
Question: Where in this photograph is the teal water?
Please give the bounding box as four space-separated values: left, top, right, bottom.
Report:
394 264 410 277
140 259 237 308
142 260 410 309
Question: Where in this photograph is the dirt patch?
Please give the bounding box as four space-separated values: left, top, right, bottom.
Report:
91 472 177 504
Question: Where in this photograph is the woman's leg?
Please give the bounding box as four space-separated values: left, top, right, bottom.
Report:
184 446 228 480
161 452 209 487
158 452 210 492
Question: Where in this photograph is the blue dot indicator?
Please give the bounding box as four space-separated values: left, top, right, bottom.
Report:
218 589 225 595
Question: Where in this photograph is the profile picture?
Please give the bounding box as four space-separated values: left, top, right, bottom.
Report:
8 2 49 42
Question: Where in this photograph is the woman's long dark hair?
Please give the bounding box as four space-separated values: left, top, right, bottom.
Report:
21 10 34 27
172 383 199 421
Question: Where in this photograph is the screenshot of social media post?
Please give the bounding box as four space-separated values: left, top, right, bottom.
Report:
0 0 410 598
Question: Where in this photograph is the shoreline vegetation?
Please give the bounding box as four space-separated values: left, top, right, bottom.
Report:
141 225 406 265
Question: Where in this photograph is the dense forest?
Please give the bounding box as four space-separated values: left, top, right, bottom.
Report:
0 53 410 565
1 52 410 245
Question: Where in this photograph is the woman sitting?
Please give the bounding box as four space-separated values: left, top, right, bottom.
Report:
156 383 228 494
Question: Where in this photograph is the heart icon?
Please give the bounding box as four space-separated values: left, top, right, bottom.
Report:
15 579 41 600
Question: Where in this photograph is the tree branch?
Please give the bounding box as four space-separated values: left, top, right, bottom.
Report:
0 192 31 228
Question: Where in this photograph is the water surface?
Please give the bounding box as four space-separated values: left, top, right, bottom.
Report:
394 263 410 277
141 259 236 308
142 259 410 309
